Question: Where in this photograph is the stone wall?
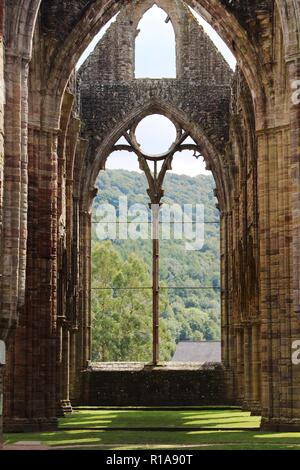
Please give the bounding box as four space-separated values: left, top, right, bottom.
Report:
82 364 229 407
79 79 231 154
1 0 300 435
78 0 232 84
78 0 232 198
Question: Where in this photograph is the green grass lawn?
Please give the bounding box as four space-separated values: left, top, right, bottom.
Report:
4 408 300 450
58 408 260 430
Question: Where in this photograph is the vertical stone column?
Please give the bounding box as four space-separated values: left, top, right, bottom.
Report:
60 324 72 413
242 324 252 410
258 123 300 430
4 124 59 432
2 50 32 432
0 5 5 441
251 322 261 415
0 53 28 339
221 209 236 403
69 196 80 402
69 328 78 402
289 57 300 430
74 209 92 402
235 326 244 404
257 129 279 427
221 211 231 368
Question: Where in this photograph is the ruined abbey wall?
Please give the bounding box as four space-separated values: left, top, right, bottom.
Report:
0 0 300 436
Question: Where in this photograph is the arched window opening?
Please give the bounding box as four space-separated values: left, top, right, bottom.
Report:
91 115 221 364
91 150 154 363
161 150 221 360
135 5 176 78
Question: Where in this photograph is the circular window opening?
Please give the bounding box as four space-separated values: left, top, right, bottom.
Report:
135 114 177 156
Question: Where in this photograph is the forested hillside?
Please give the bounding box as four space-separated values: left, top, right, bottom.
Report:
91 170 220 362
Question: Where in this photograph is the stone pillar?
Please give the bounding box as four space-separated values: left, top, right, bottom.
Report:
3 125 59 432
251 322 261 415
1 47 31 433
69 197 80 402
258 123 300 430
242 324 252 410
220 212 228 365
288 56 300 430
0 7 5 441
60 324 72 413
221 210 236 404
0 52 28 340
69 328 77 402
235 326 244 404
74 209 92 402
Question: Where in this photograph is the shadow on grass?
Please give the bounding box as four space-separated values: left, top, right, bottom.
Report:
4 409 300 450
58 409 260 430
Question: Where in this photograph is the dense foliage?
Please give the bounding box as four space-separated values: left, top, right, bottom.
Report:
91 170 220 362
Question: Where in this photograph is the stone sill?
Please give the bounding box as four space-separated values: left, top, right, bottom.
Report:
88 361 223 372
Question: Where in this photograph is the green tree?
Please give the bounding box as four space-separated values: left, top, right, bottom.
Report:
92 241 175 362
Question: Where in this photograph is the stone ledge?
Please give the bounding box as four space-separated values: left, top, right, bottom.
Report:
89 362 224 371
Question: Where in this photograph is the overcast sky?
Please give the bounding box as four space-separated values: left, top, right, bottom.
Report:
77 5 236 177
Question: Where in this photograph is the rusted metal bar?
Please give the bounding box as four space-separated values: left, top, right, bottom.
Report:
152 203 160 365
117 123 202 365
